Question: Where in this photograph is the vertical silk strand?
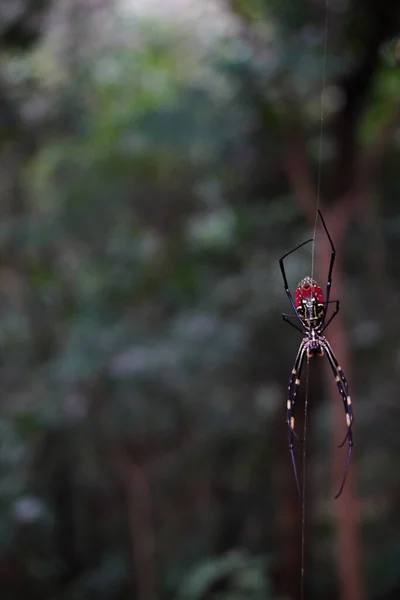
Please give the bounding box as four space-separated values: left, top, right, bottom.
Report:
301 3 329 599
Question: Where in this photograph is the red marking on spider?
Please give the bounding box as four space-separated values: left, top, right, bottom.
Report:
295 276 324 308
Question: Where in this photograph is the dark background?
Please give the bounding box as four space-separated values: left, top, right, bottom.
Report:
0 1 399 599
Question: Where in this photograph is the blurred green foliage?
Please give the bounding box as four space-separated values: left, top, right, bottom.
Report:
0 1 398 599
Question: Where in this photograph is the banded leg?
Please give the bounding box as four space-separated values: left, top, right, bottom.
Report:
287 339 307 495
323 339 354 444
322 339 354 499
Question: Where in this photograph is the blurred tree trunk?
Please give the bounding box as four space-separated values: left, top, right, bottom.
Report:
224 18 398 595
124 459 157 600
285 92 398 595
317 211 364 600
285 153 366 600
112 446 157 600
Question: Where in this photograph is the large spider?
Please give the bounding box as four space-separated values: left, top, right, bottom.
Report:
279 210 354 499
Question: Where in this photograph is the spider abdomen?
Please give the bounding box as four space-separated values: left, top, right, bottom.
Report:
295 276 324 306
295 277 325 324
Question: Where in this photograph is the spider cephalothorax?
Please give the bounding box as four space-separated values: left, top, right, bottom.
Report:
279 210 354 499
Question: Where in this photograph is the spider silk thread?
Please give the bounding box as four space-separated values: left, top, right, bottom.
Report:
301 3 329 600
311 0 329 283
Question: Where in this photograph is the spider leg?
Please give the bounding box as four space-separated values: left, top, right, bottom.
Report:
321 339 354 499
282 313 304 333
318 210 336 308
320 300 340 332
323 339 354 445
279 238 313 319
287 339 307 495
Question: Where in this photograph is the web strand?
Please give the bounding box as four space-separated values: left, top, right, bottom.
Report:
301 3 329 599
311 0 329 282
300 353 310 600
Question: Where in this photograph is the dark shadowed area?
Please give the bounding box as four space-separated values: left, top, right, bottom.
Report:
0 1 399 599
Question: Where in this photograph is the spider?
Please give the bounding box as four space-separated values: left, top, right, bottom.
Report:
279 210 354 499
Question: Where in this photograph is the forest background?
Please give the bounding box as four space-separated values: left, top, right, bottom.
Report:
0 1 399 599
